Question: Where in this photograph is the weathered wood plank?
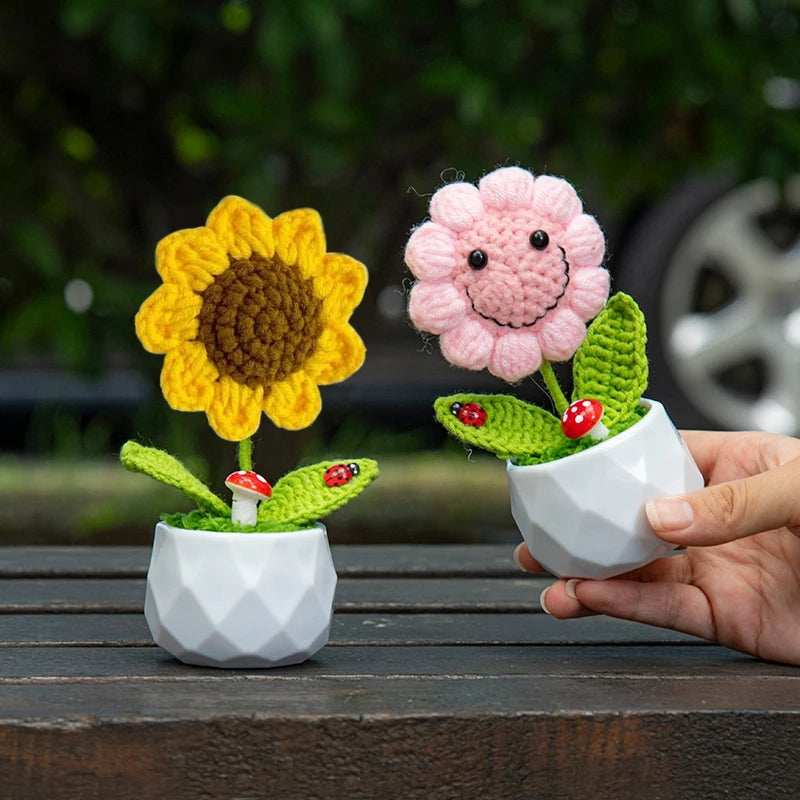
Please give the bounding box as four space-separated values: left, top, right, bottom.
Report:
0 643 792 682
335 613 702 644
336 577 549 611
0 578 145 613
0 612 703 647
0 577 552 613
1 659 799 733
0 544 520 578
0 708 800 800
5 648 797 800
0 614 153 646
334 544 519 576
2 707 797 800
1 546 799 800
0 546 150 577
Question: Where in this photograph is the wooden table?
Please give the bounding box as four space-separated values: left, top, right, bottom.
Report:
2 544 799 799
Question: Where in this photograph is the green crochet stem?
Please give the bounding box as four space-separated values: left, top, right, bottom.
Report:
539 359 568 415
238 438 253 472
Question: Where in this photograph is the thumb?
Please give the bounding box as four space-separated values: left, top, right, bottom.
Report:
645 458 800 545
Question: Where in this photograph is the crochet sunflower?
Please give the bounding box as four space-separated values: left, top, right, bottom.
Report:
121 196 378 532
135 196 366 440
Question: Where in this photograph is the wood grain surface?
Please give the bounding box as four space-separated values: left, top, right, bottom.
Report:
2 544 799 800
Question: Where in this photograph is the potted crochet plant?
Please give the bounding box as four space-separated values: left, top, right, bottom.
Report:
122 196 378 667
405 166 703 580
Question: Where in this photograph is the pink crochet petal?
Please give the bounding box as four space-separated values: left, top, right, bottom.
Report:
532 176 583 224
405 221 458 280
488 330 542 382
537 308 587 361
568 267 611 320
565 214 605 268
440 318 495 371
478 166 535 211
408 281 467 335
429 182 485 232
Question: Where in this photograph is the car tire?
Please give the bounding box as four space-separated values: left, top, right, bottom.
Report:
613 174 800 435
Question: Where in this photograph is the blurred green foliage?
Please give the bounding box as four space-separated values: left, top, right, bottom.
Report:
0 450 513 545
1 0 799 394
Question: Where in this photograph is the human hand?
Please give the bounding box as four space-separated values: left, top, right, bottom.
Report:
517 429 800 665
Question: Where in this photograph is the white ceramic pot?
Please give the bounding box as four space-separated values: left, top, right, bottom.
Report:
507 399 704 580
144 522 337 668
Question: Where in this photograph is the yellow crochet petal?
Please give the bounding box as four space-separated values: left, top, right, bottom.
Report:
160 341 217 412
272 208 326 280
262 370 322 430
155 227 229 293
305 323 366 385
205 376 264 441
205 196 275 261
135 284 202 354
316 253 368 322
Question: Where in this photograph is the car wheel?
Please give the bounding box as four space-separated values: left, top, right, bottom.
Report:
614 174 800 434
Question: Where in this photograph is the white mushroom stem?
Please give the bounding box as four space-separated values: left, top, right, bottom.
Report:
588 419 609 441
230 493 259 526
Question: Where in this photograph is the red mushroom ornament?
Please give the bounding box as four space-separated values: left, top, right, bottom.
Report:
561 399 609 441
225 470 273 526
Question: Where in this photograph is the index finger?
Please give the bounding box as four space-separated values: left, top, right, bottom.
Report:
678 430 729 478
513 542 547 573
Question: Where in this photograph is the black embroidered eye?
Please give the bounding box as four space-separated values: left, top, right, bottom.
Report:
468 249 488 270
530 230 549 250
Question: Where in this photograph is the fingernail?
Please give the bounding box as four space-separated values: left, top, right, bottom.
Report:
646 497 694 532
512 543 526 571
565 578 582 599
539 586 552 615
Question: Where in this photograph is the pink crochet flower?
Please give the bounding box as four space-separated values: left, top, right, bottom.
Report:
405 167 609 382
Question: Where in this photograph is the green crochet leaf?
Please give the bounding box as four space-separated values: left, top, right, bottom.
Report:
119 440 230 517
433 393 561 459
258 458 380 527
572 292 648 431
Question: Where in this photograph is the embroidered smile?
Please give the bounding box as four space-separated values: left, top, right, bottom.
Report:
466 247 571 329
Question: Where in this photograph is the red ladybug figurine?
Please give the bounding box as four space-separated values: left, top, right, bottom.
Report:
450 401 487 428
323 462 361 487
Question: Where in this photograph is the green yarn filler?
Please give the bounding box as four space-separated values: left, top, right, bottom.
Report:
161 509 312 533
120 440 379 532
434 292 650 465
513 404 650 466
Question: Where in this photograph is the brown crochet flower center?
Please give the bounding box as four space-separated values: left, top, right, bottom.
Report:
197 254 324 389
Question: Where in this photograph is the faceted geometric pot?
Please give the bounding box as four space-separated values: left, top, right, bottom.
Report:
507 399 704 580
144 522 337 668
